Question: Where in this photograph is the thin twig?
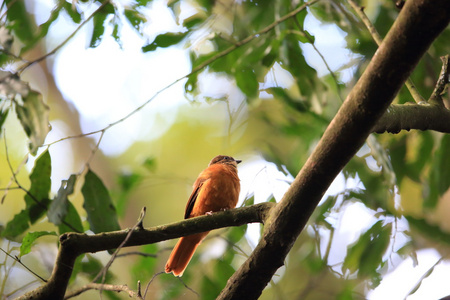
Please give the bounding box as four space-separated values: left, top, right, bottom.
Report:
176 276 200 298
3 133 82 232
115 251 157 258
43 0 320 149
83 129 105 171
143 271 165 299
347 0 426 104
290 20 344 102
92 207 147 289
64 283 143 299
0 247 47 282
16 0 111 75
429 55 449 106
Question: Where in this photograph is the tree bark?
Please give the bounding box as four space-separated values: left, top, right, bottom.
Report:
217 0 450 299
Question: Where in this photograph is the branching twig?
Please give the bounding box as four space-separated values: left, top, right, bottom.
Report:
16 1 111 75
142 271 165 299
430 55 450 106
92 207 147 290
347 0 426 104
43 0 320 150
290 18 344 102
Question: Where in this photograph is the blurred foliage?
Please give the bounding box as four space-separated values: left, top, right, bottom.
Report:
0 0 449 299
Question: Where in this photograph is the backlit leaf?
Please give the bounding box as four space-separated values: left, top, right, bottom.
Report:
1 210 29 239
5 0 34 45
15 90 51 155
142 32 188 52
82 169 121 233
58 201 84 234
235 68 258 98
48 174 77 225
89 3 115 48
19 231 57 257
425 134 450 208
25 149 51 224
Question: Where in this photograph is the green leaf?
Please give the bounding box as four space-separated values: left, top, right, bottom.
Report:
19 231 57 257
15 90 51 155
112 20 122 46
116 171 143 217
213 258 236 288
143 157 157 172
235 68 258 98
63 1 82 24
227 225 247 244
282 35 321 98
142 32 188 52
201 275 222 300
48 174 77 225
135 0 153 6
82 169 121 233
183 14 205 29
20 2 62 54
5 0 35 45
131 244 158 283
0 109 9 132
89 3 115 48
1 210 29 239
407 216 450 246
266 87 308 112
425 134 450 208
124 8 146 33
315 195 337 227
58 201 84 234
358 223 391 278
25 149 51 224
343 221 391 278
409 132 433 181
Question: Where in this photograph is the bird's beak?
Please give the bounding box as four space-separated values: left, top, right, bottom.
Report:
235 159 242 164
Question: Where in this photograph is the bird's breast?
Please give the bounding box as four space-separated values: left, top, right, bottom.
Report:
190 165 240 217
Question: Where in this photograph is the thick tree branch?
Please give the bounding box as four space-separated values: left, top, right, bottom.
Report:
16 202 275 300
373 104 450 133
218 0 450 299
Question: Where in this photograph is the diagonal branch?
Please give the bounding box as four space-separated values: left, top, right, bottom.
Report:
217 0 450 299
373 103 450 133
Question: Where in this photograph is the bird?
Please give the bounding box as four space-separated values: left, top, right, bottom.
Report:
165 155 241 277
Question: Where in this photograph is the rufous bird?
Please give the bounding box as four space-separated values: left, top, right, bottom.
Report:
165 155 241 276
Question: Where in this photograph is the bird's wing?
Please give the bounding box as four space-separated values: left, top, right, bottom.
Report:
184 177 209 219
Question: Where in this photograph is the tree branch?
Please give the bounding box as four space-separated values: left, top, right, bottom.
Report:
64 283 142 299
16 202 275 300
373 103 450 133
217 0 450 299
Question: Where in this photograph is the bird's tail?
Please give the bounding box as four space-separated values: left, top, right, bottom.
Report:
165 232 209 276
